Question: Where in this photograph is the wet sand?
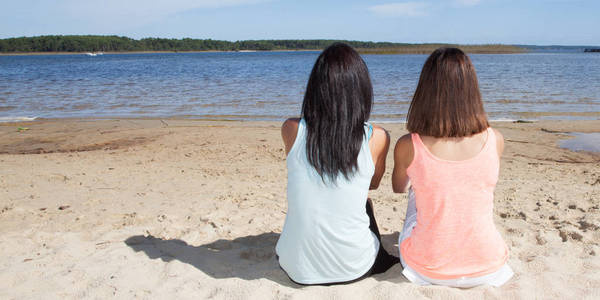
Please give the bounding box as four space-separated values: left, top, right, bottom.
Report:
1 118 599 299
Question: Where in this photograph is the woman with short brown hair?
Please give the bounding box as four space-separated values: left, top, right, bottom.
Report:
392 48 513 287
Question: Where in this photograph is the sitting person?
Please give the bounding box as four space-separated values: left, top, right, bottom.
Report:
276 43 399 285
392 47 514 288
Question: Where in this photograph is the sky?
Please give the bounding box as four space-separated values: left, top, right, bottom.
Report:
1 0 599 45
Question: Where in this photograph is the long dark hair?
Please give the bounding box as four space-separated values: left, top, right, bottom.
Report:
407 47 489 137
301 43 373 182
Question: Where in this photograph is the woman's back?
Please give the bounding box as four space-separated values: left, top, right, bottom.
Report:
419 129 491 161
276 42 398 285
400 128 509 280
393 47 512 287
276 119 379 284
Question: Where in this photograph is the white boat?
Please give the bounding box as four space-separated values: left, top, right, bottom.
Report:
85 52 97 56
0 116 37 122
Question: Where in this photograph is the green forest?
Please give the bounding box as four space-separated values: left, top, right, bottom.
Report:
0 35 526 54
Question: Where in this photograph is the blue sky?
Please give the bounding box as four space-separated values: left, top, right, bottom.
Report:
1 0 599 45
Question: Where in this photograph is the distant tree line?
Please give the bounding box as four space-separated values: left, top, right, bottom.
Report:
0 35 528 54
0 35 425 53
0 36 232 52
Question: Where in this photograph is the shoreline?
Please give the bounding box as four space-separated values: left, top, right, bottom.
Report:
1 113 598 125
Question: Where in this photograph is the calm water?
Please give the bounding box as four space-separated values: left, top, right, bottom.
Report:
560 132 600 153
0 51 599 122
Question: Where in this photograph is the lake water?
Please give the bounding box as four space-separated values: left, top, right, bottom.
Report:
560 132 600 153
0 51 599 122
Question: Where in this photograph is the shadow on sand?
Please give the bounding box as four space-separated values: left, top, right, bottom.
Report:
125 231 405 287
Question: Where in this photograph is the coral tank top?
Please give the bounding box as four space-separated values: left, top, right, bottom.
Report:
400 128 509 280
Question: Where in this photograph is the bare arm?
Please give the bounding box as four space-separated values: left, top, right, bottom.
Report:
281 118 300 155
368 125 390 190
392 134 414 193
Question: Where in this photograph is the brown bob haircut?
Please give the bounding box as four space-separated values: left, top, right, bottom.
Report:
407 47 489 138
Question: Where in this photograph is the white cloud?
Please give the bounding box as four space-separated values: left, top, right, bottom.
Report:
368 2 430 17
455 0 481 6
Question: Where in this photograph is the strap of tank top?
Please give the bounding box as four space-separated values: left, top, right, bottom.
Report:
367 123 373 140
411 133 423 150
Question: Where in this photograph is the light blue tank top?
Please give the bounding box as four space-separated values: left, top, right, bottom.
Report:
275 119 379 284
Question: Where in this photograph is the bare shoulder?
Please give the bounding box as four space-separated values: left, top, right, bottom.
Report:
395 133 413 151
368 124 390 155
282 118 300 132
282 118 300 139
394 133 414 165
281 118 300 155
371 124 390 142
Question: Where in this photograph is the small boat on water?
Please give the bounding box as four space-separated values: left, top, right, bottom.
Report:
85 52 104 56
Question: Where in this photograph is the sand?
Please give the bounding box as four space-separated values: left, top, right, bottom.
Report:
1 118 599 299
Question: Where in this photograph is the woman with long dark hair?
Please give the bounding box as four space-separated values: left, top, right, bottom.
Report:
276 43 399 285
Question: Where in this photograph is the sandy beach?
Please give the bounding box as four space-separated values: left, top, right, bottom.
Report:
0 118 599 299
